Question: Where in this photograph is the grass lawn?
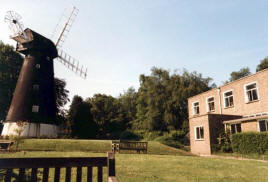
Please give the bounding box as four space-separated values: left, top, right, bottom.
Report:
1 139 268 181
0 151 268 182
11 139 190 156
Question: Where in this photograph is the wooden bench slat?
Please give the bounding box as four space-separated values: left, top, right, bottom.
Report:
18 168 25 182
42 168 49 182
87 166 92 182
65 167 71 182
76 166 82 182
98 166 103 182
4 168 12 182
54 167 60 182
0 157 107 168
31 168 37 182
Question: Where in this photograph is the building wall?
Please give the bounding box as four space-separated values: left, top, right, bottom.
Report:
241 121 258 132
189 115 211 155
188 69 268 155
188 69 268 118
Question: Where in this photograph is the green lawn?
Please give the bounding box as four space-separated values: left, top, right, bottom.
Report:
1 139 268 181
10 139 190 156
0 151 268 182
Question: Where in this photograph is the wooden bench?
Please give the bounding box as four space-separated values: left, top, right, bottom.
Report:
0 152 118 182
112 140 148 154
0 140 14 151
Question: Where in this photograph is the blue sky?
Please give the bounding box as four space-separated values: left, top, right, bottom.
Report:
1 0 268 103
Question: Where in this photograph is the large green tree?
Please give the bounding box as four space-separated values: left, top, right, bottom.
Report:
68 95 97 138
88 94 125 138
256 57 268 72
135 67 214 131
228 67 251 82
0 42 23 120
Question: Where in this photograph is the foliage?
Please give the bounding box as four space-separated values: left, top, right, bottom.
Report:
0 41 23 120
9 121 27 151
54 78 69 114
68 95 97 138
217 129 232 153
135 67 214 131
256 57 268 72
119 130 141 140
227 67 251 82
155 130 187 149
231 132 268 154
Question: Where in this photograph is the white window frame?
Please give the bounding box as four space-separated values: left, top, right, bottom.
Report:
223 90 234 108
192 101 200 115
244 82 259 103
258 119 268 132
32 105 39 113
206 96 215 112
194 126 204 140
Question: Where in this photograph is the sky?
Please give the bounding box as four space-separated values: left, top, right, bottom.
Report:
1 0 268 105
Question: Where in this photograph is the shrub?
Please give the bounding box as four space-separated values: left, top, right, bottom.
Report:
120 130 141 140
217 129 232 153
231 132 268 154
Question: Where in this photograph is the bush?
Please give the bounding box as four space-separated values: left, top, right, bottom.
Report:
120 130 141 140
217 129 233 153
231 132 268 154
155 130 186 149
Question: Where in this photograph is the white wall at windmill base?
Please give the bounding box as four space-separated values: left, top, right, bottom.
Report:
1 122 58 138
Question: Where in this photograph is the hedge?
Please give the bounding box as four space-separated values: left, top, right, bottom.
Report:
231 132 268 154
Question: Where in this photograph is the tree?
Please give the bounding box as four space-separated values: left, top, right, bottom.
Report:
0 41 23 120
54 78 69 115
68 95 97 138
228 67 251 82
88 94 125 139
256 57 268 72
134 67 214 132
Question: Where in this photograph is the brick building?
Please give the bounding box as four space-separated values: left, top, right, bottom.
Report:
188 68 268 155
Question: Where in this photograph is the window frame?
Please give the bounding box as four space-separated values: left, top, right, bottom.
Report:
32 105 39 113
194 126 204 140
258 119 268 132
244 82 259 103
223 90 234 108
206 96 215 112
192 101 200 115
230 123 242 134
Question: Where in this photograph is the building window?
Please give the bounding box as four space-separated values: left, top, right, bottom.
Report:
33 84 39 90
207 97 215 112
32 105 39 113
259 120 268 132
245 83 258 103
36 64 40 69
195 126 204 140
193 102 200 115
230 123 241 134
224 91 234 108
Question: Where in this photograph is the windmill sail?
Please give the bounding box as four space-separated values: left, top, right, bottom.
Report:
57 48 87 79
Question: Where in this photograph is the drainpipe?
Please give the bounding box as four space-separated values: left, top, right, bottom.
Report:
218 88 222 114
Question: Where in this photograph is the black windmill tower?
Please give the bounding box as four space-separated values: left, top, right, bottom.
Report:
3 7 87 132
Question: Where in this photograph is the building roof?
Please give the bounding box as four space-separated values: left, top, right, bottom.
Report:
223 114 268 124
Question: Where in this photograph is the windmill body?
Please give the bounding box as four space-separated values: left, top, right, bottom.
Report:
1 7 87 138
2 29 58 137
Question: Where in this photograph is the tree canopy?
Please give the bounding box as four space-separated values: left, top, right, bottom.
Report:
256 57 268 72
228 67 251 82
0 41 23 120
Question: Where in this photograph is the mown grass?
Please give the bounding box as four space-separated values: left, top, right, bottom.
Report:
0 151 268 182
9 139 190 156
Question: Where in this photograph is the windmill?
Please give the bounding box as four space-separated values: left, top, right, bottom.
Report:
1 6 86 138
